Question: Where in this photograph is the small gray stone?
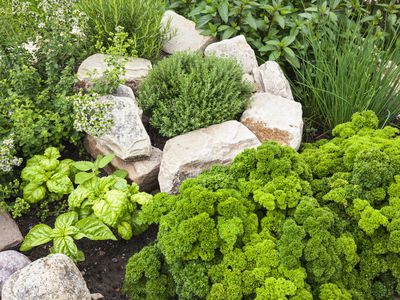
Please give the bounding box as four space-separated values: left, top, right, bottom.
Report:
1 254 91 300
204 35 258 74
84 135 162 192
158 121 261 194
112 85 142 118
96 95 151 160
0 212 23 251
0 251 31 291
161 11 215 54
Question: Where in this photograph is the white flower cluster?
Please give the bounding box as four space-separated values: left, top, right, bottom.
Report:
0 136 23 173
73 93 114 138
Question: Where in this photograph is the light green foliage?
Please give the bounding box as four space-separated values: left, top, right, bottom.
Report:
138 52 252 137
77 0 168 60
168 0 400 68
69 156 153 240
124 111 400 299
20 147 74 205
20 211 116 262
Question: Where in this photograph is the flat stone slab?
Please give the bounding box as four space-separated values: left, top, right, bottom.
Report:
84 135 162 192
161 10 215 54
241 92 303 150
204 35 258 74
77 53 152 84
0 212 23 251
158 120 261 194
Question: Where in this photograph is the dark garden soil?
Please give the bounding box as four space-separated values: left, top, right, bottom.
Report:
16 213 158 300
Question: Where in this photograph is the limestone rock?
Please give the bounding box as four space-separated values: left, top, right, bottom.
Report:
255 61 294 100
113 85 142 118
96 95 151 160
0 251 31 291
0 212 23 251
1 254 91 300
241 93 303 150
77 53 152 85
204 35 258 74
159 121 261 194
161 10 215 54
84 135 161 191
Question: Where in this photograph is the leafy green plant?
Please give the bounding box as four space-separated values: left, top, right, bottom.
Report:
138 52 252 137
294 20 400 130
69 156 152 240
124 111 400 299
77 0 168 60
167 0 400 67
20 211 116 262
20 147 74 205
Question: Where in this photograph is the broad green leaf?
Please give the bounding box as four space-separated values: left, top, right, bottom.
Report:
282 35 296 47
73 161 95 171
259 45 277 52
117 222 133 240
97 154 115 168
113 169 128 178
55 211 79 230
274 14 285 29
68 186 91 208
75 217 117 241
47 173 74 195
21 166 48 184
265 40 280 46
75 172 95 185
218 1 229 23
221 27 236 40
55 159 73 177
44 147 60 160
244 12 258 30
39 158 59 171
131 192 153 206
53 236 79 260
197 15 214 28
269 50 282 60
20 224 53 251
92 190 128 227
23 183 46 204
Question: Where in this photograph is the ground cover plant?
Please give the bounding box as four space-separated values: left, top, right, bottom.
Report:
294 20 400 131
138 52 252 137
167 0 400 68
123 111 400 299
77 0 169 60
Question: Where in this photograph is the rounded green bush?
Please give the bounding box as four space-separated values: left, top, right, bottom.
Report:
138 52 252 137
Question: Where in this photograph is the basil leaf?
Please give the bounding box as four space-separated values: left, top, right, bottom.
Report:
97 154 115 168
73 161 95 171
55 211 79 230
20 224 53 251
53 236 79 260
74 217 117 241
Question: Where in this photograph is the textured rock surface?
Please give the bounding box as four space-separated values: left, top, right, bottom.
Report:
241 93 303 150
159 121 261 194
77 53 152 84
1 254 91 300
204 35 258 74
161 10 215 54
255 61 294 100
96 95 151 160
113 84 142 118
0 212 23 251
0 251 31 291
84 135 162 191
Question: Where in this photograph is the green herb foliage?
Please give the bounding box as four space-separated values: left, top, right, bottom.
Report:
124 111 400 299
77 0 168 60
168 0 400 68
20 211 116 262
138 52 252 137
294 20 400 131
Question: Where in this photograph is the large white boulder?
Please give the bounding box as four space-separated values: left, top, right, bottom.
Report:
0 212 23 251
96 95 151 160
253 61 294 100
241 93 303 150
0 251 31 291
204 35 258 74
77 53 152 85
1 254 91 300
161 11 215 54
84 135 162 192
158 121 261 194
